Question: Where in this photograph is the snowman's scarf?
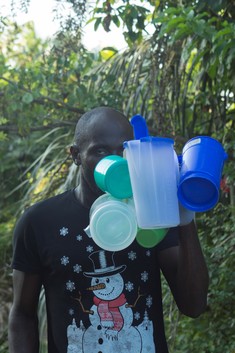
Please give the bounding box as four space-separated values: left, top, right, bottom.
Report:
93 293 126 331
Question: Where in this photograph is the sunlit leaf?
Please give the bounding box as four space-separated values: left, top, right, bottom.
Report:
99 47 117 60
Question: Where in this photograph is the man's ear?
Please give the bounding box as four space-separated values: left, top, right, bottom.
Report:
70 146 81 166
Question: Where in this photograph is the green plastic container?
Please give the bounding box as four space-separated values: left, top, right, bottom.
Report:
94 155 133 199
136 228 168 248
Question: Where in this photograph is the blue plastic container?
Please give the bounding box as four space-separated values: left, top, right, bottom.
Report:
178 136 227 212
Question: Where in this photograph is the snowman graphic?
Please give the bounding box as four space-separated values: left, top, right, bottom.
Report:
67 250 156 353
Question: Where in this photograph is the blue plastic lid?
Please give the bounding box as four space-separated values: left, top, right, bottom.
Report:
140 136 174 144
123 136 174 148
177 172 219 212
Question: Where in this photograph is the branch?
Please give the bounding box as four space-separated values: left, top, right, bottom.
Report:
0 121 77 133
0 76 84 113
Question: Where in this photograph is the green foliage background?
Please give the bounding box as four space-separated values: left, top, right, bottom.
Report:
0 0 234 352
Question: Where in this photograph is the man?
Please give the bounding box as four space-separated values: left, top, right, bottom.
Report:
8 106 209 353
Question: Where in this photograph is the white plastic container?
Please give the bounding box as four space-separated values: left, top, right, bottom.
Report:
88 194 137 251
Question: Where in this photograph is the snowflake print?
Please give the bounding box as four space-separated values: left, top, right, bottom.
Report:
128 251 137 261
146 295 153 308
61 256 69 266
141 271 149 282
134 312 141 320
76 234 83 241
146 250 151 257
69 309 74 316
86 245 94 253
66 280 75 292
125 281 134 292
60 227 69 237
73 264 82 273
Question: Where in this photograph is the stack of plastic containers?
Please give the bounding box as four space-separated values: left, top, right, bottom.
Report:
85 115 227 251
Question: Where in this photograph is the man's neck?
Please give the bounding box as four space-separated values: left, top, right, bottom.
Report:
74 184 101 209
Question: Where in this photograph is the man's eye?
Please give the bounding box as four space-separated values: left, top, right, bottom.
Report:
96 148 107 155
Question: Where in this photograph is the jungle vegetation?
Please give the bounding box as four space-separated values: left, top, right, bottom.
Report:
0 0 234 352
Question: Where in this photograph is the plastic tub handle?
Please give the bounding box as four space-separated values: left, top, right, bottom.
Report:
130 115 149 139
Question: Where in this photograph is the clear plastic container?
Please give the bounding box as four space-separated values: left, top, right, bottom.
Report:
89 195 137 251
124 137 180 229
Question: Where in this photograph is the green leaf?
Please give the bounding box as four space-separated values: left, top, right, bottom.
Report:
213 27 234 42
207 58 219 79
191 19 206 36
94 17 102 31
22 92 34 104
0 131 7 141
112 15 120 28
187 9 195 20
169 24 190 42
137 16 145 30
164 17 185 33
85 17 96 25
0 117 8 125
129 5 138 19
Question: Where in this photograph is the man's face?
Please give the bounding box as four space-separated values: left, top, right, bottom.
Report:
77 111 133 197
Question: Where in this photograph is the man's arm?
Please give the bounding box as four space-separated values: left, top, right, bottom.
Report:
8 270 42 353
157 221 209 318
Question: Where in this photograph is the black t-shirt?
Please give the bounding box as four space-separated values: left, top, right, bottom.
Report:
12 189 179 353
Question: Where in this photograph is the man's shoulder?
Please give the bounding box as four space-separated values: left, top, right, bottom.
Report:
21 190 74 221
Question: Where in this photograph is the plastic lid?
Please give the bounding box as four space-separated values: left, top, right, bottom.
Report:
89 202 137 251
140 136 174 144
178 173 219 212
94 158 132 199
90 194 117 217
105 160 132 199
136 228 168 248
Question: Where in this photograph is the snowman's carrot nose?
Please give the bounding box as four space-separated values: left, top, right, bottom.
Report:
86 283 106 291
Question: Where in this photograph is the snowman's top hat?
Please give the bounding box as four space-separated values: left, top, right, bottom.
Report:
83 250 126 278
